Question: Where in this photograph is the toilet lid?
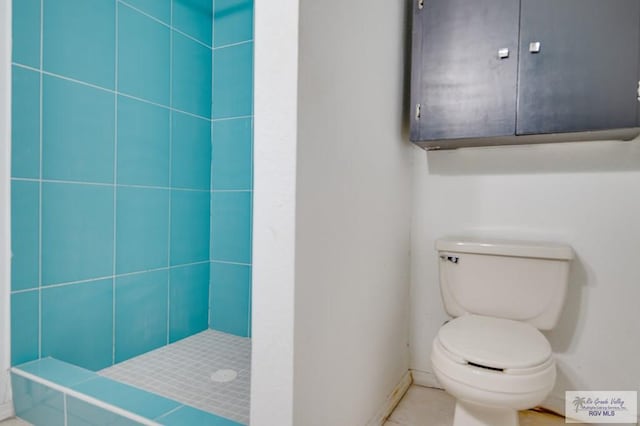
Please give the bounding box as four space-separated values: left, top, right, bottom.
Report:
437 315 552 370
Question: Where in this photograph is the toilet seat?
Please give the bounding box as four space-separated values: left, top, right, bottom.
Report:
437 315 552 372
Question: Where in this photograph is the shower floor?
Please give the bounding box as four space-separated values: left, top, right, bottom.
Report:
99 329 251 425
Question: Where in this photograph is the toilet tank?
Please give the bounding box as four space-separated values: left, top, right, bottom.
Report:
436 238 574 330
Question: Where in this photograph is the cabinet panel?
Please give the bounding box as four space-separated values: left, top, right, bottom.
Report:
517 0 640 135
412 0 520 141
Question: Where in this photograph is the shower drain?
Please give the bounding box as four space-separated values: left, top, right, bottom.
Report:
211 369 238 383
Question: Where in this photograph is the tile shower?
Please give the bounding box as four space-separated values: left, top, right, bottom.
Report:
10 0 253 424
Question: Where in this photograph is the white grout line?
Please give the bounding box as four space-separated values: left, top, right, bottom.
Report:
112 0 119 366
12 62 213 123
167 0 174 346
11 177 213 192
11 367 162 426
213 39 253 51
10 261 212 294
210 260 252 267
37 0 44 359
209 0 216 327
211 114 253 123
118 0 213 50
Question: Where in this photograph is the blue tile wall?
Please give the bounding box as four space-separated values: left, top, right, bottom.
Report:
11 291 39 365
214 0 254 48
212 42 253 119
116 187 170 274
11 66 40 179
42 279 114 371
43 0 116 89
11 180 39 291
116 96 170 187
172 31 212 118
12 0 41 68
118 4 170 105
210 263 251 337
209 1 254 337
115 271 169 362
42 75 115 183
211 191 252 264
11 0 254 372
169 263 210 342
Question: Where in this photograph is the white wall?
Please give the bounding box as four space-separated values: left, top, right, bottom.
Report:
0 0 13 419
250 0 299 424
410 139 640 413
293 0 413 424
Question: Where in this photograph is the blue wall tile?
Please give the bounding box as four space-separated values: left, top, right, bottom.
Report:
67 396 142 426
211 191 252 263
72 377 180 419
42 279 114 371
212 42 253 119
159 405 242 426
116 96 170 187
12 374 65 426
172 112 211 190
170 263 209 342
12 0 41 67
211 118 252 190
11 66 40 179
115 270 168 362
11 180 39 291
123 0 171 24
116 187 169 274
172 31 212 118
11 291 39 366
42 183 114 285
210 263 251 337
118 5 170 105
43 0 115 88
214 0 253 47
170 190 210 265
43 76 115 183
172 0 213 45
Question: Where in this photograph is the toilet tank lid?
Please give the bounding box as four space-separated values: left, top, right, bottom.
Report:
436 237 574 260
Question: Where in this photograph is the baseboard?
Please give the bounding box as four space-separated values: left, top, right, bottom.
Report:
0 400 14 421
410 369 443 390
366 370 413 426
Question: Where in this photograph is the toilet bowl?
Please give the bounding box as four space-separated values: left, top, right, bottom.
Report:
431 315 556 426
431 238 574 426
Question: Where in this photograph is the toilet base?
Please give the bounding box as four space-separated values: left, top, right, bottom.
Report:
453 400 519 426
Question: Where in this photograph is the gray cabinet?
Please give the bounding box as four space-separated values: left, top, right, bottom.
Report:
410 0 640 149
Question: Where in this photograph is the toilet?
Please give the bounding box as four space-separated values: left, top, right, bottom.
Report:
431 238 574 426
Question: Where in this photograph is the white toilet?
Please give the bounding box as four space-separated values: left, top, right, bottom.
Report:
431 238 574 426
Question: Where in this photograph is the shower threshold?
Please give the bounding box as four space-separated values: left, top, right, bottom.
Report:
100 330 251 425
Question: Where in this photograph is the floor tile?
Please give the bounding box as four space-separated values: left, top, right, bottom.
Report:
387 386 577 426
0 418 32 425
100 329 251 425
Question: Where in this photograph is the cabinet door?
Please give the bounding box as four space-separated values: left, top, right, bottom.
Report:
411 0 520 141
517 0 640 135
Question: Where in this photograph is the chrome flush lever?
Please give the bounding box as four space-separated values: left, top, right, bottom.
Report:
440 255 459 264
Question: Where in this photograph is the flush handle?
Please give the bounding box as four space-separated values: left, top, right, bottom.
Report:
440 255 459 264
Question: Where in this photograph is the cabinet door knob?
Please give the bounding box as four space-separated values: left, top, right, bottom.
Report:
529 41 541 53
498 48 509 59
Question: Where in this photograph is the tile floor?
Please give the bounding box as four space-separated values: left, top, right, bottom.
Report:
100 329 251 425
385 385 580 426
0 419 30 426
